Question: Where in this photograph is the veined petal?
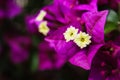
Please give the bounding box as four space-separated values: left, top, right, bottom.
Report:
74 4 97 12
82 10 108 43
69 44 103 70
69 49 90 70
87 44 103 67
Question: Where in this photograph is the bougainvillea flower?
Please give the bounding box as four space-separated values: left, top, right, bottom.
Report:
89 42 120 80
45 10 108 70
5 35 31 64
33 0 98 36
39 41 65 70
0 0 22 19
98 0 120 11
27 0 107 70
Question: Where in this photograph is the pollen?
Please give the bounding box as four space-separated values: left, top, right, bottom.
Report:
38 21 50 36
63 26 78 42
35 10 46 21
74 31 91 49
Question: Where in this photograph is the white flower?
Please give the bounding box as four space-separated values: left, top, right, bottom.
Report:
63 26 78 42
35 10 46 21
74 31 91 49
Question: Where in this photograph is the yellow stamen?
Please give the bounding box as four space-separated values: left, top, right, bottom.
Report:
38 21 50 36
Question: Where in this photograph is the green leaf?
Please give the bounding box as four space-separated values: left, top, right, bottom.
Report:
104 10 119 34
104 22 117 34
107 10 119 23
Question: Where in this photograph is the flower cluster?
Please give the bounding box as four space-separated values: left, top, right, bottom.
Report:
1 0 120 79
25 0 120 79
27 0 109 70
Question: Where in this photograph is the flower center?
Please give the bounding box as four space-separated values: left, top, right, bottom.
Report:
70 32 73 36
38 21 50 36
81 38 85 42
35 10 46 21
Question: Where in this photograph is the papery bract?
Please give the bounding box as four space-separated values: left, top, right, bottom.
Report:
54 0 98 11
25 15 38 34
39 41 65 70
